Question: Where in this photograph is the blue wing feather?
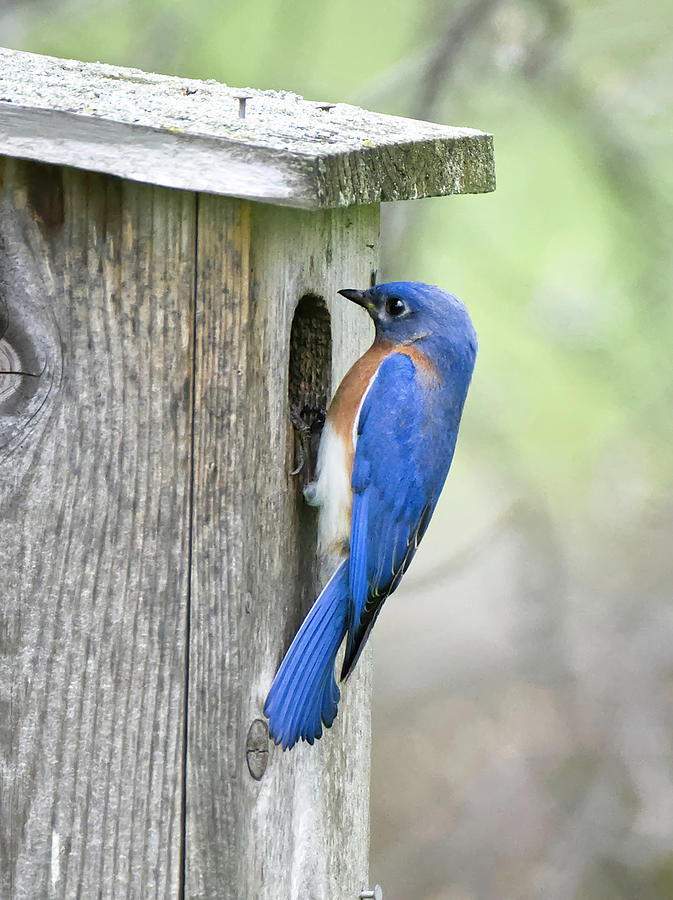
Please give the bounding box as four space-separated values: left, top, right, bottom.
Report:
342 351 461 679
348 488 370 634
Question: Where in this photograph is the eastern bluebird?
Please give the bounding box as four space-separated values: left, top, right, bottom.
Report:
264 282 477 749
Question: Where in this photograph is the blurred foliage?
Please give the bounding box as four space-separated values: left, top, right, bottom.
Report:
2 0 672 897
4 0 671 514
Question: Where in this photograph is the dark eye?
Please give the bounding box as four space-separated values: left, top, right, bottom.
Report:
386 296 406 317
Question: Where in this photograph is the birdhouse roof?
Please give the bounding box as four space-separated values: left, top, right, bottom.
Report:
0 47 494 210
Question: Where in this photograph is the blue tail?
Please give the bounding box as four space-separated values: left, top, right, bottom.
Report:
264 561 349 750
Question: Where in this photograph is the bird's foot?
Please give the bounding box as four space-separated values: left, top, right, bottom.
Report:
289 403 325 480
303 481 320 506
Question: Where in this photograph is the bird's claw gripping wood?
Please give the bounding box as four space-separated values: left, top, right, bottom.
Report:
289 403 326 479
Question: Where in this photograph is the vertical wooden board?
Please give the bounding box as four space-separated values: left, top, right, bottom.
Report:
187 197 379 899
0 158 194 898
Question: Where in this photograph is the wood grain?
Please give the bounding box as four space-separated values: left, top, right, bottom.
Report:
0 157 195 898
0 47 495 209
186 198 378 899
1 155 380 898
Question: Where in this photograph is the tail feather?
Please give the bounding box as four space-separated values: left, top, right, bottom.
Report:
264 561 349 749
282 597 343 743
274 574 345 732
321 664 341 727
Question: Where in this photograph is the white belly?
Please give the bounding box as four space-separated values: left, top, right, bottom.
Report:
311 421 352 559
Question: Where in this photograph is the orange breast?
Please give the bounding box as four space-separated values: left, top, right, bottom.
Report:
328 341 394 476
328 341 438 466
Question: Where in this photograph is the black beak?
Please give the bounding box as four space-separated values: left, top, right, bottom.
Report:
338 288 374 311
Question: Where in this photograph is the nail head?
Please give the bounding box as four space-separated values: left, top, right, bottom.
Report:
234 95 252 118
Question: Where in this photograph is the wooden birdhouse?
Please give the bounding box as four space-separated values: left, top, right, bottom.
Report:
0 47 494 899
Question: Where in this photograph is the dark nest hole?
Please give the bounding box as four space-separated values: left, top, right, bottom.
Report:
286 294 332 627
287 294 332 487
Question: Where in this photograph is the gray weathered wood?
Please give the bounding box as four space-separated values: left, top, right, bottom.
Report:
0 157 194 897
0 46 493 898
186 198 375 899
0 47 495 209
0 160 375 898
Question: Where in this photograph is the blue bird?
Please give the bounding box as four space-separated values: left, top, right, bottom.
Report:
264 282 477 749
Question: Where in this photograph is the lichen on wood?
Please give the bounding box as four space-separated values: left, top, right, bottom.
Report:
0 47 495 209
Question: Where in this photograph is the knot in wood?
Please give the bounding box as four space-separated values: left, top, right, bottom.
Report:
0 337 26 404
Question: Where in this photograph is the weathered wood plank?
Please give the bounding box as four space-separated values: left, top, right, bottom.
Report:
0 47 495 209
186 198 377 898
0 158 194 898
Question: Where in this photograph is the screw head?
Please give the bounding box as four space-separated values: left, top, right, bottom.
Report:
359 888 383 900
246 718 269 780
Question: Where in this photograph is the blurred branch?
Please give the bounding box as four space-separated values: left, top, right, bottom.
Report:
381 0 501 268
520 0 570 79
521 0 649 207
0 0 45 12
522 0 673 336
415 0 501 121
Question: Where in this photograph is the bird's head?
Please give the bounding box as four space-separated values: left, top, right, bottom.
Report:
338 281 477 355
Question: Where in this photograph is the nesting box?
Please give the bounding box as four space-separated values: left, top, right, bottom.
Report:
0 48 494 899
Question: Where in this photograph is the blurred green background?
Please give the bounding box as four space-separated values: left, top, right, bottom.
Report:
3 0 672 897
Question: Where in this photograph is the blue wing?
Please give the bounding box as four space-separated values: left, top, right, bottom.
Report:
342 351 461 679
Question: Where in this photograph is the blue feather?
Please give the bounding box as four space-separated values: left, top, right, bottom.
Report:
348 489 370 630
264 561 349 749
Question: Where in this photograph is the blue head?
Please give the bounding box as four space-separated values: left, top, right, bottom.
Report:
339 281 477 370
